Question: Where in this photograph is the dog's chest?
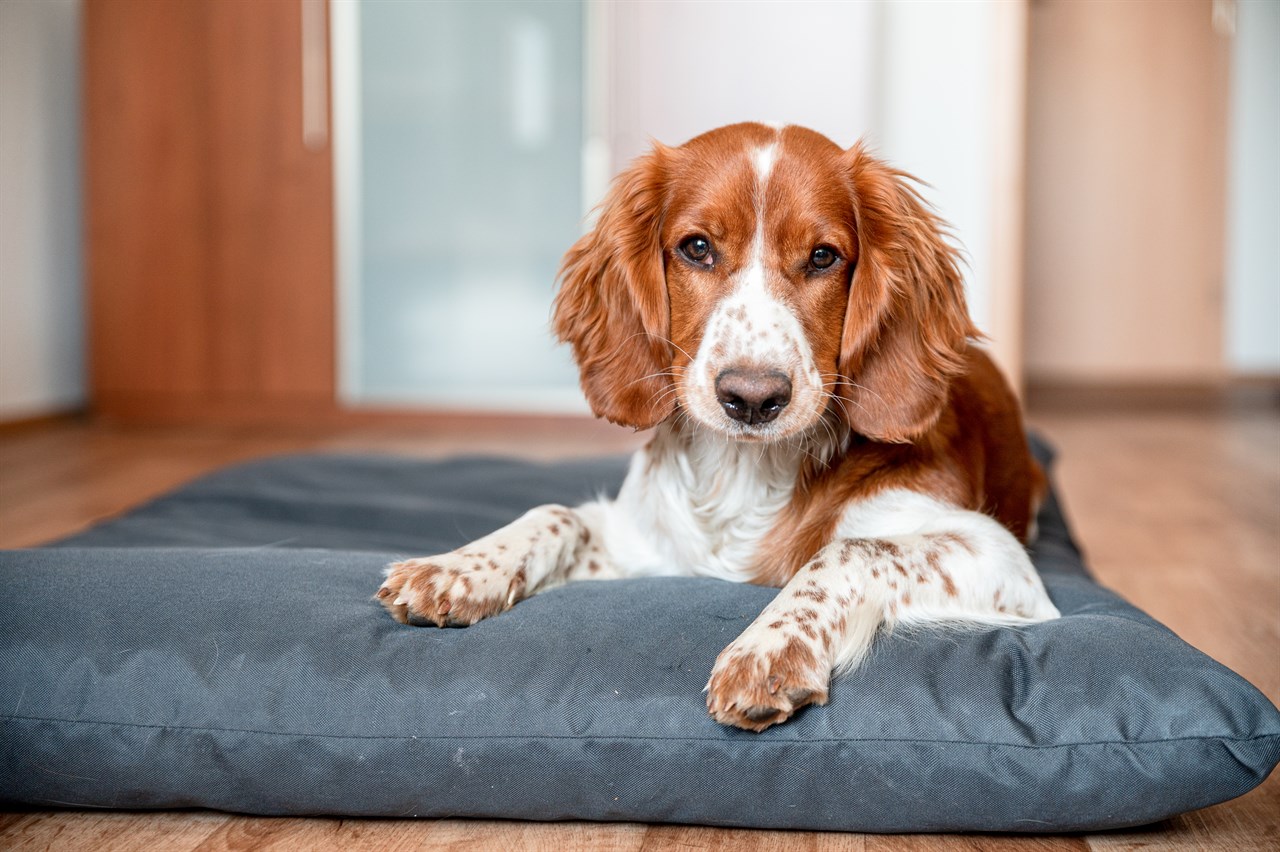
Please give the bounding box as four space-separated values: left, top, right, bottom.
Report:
613 430 805 582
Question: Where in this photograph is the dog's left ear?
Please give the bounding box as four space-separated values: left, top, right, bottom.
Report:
837 143 979 443
553 145 673 429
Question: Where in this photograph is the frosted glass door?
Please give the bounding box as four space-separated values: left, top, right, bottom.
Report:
337 0 585 409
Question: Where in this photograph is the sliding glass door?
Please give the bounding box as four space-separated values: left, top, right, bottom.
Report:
334 0 587 410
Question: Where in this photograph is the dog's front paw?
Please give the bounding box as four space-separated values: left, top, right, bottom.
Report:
377 551 527 627
705 628 830 732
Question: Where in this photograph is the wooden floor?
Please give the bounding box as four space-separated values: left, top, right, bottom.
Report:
1 406 1277 851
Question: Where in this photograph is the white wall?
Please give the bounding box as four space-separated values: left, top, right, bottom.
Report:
1225 0 1280 375
873 0 1025 351
607 0 878 166
0 0 85 421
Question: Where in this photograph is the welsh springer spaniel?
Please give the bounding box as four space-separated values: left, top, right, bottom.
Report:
377 123 1060 732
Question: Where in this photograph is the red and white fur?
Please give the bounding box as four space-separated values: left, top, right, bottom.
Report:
377 123 1059 732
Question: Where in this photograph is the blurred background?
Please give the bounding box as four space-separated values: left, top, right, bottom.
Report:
1 0 1276 424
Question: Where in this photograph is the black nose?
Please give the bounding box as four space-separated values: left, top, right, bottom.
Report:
715 369 792 425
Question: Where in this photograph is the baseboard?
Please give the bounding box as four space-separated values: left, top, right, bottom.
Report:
0 408 88 435
87 394 619 430
1025 376 1280 413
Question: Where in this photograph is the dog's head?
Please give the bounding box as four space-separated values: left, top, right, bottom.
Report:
553 123 977 444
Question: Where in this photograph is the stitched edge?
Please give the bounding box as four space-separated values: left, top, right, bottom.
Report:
3 714 1278 750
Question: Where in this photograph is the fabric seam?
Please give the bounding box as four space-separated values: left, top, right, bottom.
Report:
2 714 1277 750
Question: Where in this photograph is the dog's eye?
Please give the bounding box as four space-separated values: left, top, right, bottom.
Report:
809 246 838 270
679 236 714 267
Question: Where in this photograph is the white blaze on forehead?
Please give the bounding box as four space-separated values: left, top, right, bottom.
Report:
752 144 778 183
745 142 778 285
680 136 825 436
734 140 791 344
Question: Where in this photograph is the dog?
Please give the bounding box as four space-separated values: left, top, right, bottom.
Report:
377 122 1060 732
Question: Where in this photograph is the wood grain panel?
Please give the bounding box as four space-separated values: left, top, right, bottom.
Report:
84 0 335 421
84 0 211 399
205 0 334 402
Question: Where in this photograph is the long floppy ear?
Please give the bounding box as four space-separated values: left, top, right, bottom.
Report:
553 146 672 429
837 143 980 443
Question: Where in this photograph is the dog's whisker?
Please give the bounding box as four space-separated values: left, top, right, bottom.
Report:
644 331 697 365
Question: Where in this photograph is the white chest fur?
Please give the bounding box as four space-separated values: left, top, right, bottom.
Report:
589 425 811 582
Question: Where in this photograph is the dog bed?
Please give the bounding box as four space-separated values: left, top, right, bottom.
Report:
1 438 1277 831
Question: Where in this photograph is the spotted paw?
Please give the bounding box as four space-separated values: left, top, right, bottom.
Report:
376 551 527 628
705 633 830 732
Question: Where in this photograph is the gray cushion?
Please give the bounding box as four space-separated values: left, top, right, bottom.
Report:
2 440 1277 831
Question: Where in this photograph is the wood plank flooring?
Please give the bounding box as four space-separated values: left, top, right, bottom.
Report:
1 407 1277 850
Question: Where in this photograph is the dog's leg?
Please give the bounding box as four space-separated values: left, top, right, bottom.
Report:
377 503 614 627
706 499 1059 732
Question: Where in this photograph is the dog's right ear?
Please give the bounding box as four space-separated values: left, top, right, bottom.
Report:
553 146 673 429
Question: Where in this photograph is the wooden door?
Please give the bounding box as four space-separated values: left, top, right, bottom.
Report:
84 0 334 421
